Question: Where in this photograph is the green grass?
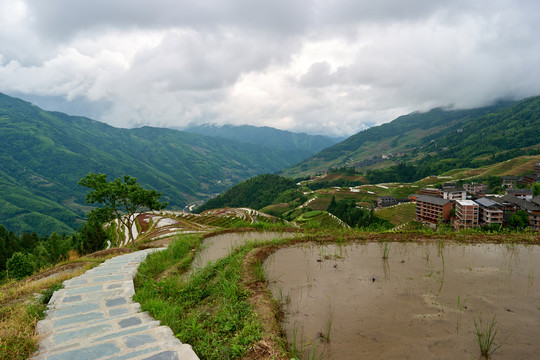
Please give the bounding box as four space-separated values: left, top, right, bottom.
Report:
376 203 417 226
474 314 503 358
134 235 264 359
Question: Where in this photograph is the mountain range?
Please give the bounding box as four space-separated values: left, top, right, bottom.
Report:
0 93 332 235
2 91 540 235
282 96 540 177
184 123 341 163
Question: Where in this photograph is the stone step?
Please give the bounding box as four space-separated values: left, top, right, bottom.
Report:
31 249 199 360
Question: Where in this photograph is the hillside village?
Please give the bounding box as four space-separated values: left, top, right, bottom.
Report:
378 161 540 231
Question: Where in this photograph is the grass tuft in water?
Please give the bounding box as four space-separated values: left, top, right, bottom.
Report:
474 314 503 358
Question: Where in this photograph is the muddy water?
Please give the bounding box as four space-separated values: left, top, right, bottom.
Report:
265 242 540 360
191 231 298 271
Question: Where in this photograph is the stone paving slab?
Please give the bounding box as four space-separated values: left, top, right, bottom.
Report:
32 249 199 360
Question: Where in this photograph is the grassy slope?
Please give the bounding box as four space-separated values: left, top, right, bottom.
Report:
376 203 417 226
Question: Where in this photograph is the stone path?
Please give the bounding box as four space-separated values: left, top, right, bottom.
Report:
32 249 199 360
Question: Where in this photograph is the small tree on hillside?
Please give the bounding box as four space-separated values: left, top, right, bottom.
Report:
79 173 167 246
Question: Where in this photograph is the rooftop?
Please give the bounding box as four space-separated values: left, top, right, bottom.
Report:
416 195 452 206
501 195 540 211
442 187 465 193
455 200 478 206
475 197 499 208
506 188 534 195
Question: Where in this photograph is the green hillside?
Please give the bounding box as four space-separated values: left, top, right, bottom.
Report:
184 123 340 163
0 93 306 235
282 96 540 177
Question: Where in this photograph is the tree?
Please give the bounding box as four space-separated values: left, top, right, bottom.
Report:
7 252 35 279
79 173 167 245
508 209 529 229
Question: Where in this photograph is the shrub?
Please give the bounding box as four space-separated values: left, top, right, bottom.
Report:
6 252 36 279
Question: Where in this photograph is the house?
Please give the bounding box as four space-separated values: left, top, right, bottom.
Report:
501 176 518 189
520 174 540 185
463 182 487 194
505 188 533 201
501 195 540 231
377 196 397 208
474 197 504 226
453 200 479 230
420 187 440 196
441 187 467 201
415 195 453 225
442 182 456 190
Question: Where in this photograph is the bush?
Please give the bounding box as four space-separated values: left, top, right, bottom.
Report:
6 252 35 279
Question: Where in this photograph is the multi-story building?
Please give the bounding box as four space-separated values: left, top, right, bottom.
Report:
415 195 453 225
441 187 467 201
453 200 479 229
463 182 487 194
474 197 504 226
501 176 518 189
505 188 534 201
377 196 397 208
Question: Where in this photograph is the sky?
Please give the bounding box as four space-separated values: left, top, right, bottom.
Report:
1 0 540 137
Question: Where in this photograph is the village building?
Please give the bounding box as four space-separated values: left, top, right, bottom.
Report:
501 175 518 189
441 187 467 201
415 195 453 225
377 196 397 208
453 200 480 230
474 197 504 226
419 187 440 196
441 182 456 190
505 188 534 201
463 182 487 195
501 195 540 231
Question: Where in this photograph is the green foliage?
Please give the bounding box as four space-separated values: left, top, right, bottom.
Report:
306 178 364 191
0 92 309 235
272 189 307 206
533 182 540 196
185 123 339 162
196 174 296 212
6 252 35 279
134 237 263 359
328 198 392 229
79 173 167 245
474 314 503 358
285 96 540 180
508 210 530 229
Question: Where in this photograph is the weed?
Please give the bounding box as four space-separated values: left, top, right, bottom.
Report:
473 314 504 358
382 241 390 260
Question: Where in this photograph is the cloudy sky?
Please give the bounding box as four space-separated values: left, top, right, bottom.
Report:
1 0 539 137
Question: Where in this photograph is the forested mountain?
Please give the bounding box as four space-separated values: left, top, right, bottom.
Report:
195 174 297 213
0 93 306 235
184 123 340 163
282 96 540 177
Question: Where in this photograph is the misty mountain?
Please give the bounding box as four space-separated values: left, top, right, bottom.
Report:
0 93 310 235
282 96 540 177
184 123 341 163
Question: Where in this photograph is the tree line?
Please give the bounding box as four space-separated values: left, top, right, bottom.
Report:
1 173 166 281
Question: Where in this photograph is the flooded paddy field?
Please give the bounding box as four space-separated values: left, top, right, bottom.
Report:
192 231 298 271
265 242 540 360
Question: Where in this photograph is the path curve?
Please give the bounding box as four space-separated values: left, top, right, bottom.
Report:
32 249 199 360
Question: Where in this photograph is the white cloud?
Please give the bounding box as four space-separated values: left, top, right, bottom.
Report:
1 0 539 137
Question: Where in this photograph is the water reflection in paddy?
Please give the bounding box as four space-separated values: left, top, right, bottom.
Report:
265 242 540 360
